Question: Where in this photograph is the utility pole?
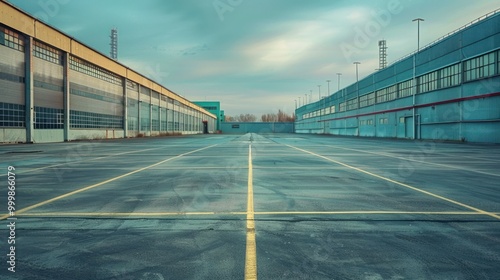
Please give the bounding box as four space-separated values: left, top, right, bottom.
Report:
326 80 331 97
412 18 424 140
337 73 342 91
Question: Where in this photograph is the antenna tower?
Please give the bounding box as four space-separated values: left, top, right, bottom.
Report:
379 40 387 70
110 28 118 60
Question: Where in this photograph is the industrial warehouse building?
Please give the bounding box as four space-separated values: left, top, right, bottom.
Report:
295 10 500 143
0 2 217 143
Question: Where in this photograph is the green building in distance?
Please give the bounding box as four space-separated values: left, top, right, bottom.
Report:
193 101 224 132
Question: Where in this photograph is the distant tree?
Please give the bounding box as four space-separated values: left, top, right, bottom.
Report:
240 114 257 122
226 114 257 122
226 112 296 122
261 110 294 122
261 113 278 122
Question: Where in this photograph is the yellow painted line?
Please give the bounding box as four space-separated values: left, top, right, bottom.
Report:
254 211 489 215
245 144 257 280
0 146 167 176
18 212 221 217
286 145 500 220
0 144 218 221
16 211 497 218
325 144 500 178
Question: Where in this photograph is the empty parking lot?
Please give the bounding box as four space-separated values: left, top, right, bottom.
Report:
1 134 499 279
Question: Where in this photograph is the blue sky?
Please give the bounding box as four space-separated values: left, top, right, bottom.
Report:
7 0 499 116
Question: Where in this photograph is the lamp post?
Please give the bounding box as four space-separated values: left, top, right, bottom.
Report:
317 85 321 101
413 18 424 52
353 62 361 106
326 80 331 96
298 96 301 107
336 73 342 91
295 99 297 109
412 18 424 140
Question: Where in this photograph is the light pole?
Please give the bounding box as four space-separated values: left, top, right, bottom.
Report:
354 62 361 105
298 96 301 107
310 90 313 102
317 85 321 101
294 99 297 109
336 73 342 91
326 80 331 97
412 18 424 140
305 94 308 104
413 18 424 52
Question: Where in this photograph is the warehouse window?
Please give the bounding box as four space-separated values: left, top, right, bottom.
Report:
359 94 369 108
379 118 389 124
126 80 138 90
70 85 123 105
374 84 396 104
161 108 167 131
34 107 64 129
376 88 388 103
0 27 24 52
339 102 346 112
34 80 63 92
346 98 358 111
151 105 160 131
398 80 412 98
497 50 500 76
418 71 438 93
439 63 461 88
70 110 123 129
464 52 496 82
203 106 218 110
387 85 397 101
127 99 138 131
330 105 336 114
367 92 375 106
0 72 25 83
69 56 122 85
0 102 25 127
140 102 150 131
34 40 62 65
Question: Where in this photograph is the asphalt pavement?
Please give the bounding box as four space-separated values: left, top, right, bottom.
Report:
0 133 499 279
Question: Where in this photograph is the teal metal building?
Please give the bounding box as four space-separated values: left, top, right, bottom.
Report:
295 9 500 143
194 101 224 131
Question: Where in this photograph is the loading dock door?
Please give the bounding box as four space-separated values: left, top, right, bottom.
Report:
202 121 208 134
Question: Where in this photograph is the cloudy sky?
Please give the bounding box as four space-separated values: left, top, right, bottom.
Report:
7 0 499 116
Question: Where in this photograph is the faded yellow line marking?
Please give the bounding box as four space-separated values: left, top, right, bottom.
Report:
325 144 500 177
0 144 218 221
16 211 498 218
245 144 257 280
254 211 492 215
0 146 167 176
18 212 222 217
287 145 500 220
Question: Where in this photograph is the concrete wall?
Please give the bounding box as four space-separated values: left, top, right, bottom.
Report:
222 122 294 134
